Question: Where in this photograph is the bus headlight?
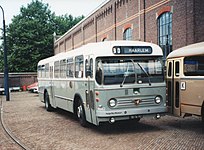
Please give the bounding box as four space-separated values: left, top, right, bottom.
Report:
108 98 117 107
155 96 162 104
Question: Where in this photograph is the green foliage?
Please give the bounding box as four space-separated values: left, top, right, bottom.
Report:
54 14 84 36
0 0 84 72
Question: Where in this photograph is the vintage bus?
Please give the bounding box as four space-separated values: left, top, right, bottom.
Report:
166 42 204 122
38 41 166 126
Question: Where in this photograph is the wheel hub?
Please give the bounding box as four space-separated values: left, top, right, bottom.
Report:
77 105 82 118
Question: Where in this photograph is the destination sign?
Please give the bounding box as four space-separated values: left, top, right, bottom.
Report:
113 46 152 54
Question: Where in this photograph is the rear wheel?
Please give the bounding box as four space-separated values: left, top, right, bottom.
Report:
76 100 87 127
135 118 141 122
45 92 53 111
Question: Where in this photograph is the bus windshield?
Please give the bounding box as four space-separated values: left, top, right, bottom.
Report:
96 57 164 85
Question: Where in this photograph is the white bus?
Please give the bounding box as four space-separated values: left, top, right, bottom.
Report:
38 41 166 126
166 42 204 122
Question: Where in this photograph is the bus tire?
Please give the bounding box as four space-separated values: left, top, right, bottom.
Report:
135 118 141 122
76 100 87 127
45 92 53 112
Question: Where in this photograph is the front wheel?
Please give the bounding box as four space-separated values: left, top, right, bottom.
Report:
76 100 87 127
135 118 141 122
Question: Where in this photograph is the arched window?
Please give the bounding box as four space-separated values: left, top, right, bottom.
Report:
158 12 172 59
102 37 107 42
123 28 132 40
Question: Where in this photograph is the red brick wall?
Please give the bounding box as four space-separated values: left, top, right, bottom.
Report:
53 0 204 54
194 0 204 43
0 73 37 88
83 17 96 44
96 3 114 41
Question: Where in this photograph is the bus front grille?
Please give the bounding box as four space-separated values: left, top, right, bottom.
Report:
115 96 156 108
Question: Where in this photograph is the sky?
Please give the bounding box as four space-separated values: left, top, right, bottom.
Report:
0 0 106 28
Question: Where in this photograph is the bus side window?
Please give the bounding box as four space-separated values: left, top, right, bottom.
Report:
50 66 53 78
67 58 74 77
38 65 41 78
175 61 180 77
41 65 45 78
75 55 84 78
54 61 60 78
60 59 66 78
45 63 49 78
168 62 172 77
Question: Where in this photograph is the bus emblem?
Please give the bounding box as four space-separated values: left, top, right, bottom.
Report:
134 99 141 105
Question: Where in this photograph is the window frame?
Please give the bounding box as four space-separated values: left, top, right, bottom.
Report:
157 12 172 60
123 27 132 40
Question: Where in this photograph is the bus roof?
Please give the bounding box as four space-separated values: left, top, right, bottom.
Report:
167 42 204 59
38 41 163 65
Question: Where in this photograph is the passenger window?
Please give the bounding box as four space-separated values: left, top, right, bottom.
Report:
184 56 204 76
75 55 84 78
45 63 49 78
50 66 53 78
67 58 74 77
54 61 60 78
60 59 66 78
41 65 45 78
37 65 42 78
168 62 172 77
175 61 180 77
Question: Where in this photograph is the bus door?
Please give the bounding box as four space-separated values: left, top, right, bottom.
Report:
49 65 56 107
167 59 181 116
85 55 96 124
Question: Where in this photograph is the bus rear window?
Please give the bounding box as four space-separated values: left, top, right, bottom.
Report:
184 56 204 76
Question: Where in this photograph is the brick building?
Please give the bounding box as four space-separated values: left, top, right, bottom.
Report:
54 0 204 59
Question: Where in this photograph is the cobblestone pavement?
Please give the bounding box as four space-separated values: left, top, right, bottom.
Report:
0 92 204 150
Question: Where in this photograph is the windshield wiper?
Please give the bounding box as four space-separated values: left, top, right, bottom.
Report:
120 62 130 87
137 63 151 86
120 72 128 87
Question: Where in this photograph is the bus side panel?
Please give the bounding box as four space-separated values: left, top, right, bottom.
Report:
53 80 74 112
38 79 44 103
39 80 52 104
66 80 75 113
54 80 67 110
180 79 204 116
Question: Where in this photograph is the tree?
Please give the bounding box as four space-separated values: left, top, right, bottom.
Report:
53 14 84 36
1 0 84 72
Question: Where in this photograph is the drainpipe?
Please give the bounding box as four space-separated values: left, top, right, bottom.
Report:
138 0 141 40
114 2 117 40
143 0 146 42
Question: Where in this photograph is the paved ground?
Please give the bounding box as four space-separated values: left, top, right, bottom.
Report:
0 92 204 150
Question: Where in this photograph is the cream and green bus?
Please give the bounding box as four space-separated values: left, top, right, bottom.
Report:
38 41 166 126
166 42 204 122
